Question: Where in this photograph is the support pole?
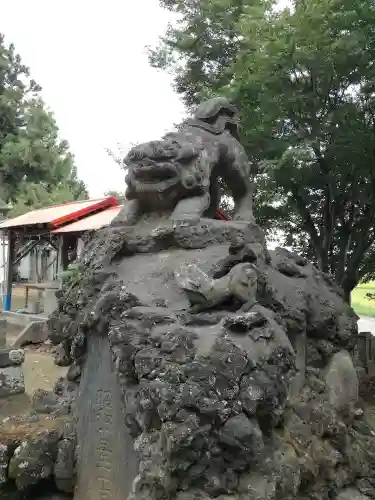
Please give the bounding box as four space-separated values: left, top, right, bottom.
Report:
58 235 64 277
59 235 69 271
4 230 14 311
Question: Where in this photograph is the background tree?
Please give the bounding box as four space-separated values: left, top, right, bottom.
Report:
104 190 125 204
151 0 375 301
0 34 88 217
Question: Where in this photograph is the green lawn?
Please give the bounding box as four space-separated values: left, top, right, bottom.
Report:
352 281 375 317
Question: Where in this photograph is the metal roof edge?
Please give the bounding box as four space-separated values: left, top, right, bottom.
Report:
50 196 119 229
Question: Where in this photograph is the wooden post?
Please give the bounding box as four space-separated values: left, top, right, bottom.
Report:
3 230 15 311
25 284 29 310
58 235 69 275
371 335 375 361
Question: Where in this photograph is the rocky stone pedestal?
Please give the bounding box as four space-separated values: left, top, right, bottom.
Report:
0 220 372 500
0 348 25 398
39 217 371 500
0 411 75 498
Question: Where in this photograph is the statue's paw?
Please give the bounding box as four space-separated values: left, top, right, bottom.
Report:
232 212 256 224
111 214 138 227
111 201 140 227
168 214 201 225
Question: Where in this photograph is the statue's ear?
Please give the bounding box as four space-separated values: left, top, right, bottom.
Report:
226 120 241 137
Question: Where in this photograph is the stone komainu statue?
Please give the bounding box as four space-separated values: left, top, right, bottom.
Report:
117 97 254 224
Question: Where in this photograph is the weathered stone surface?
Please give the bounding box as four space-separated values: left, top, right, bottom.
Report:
325 350 359 412
66 361 81 382
0 442 8 485
357 478 375 498
74 335 138 500
336 488 371 500
175 261 257 311
0 348 24 368
0 366 25 397
32 389 60 414
8 429 61 490
222 311 267 333
219 414 264 457
48 313 74 345
54 438 75 492
8 349 25 366
238 472 276 499
54 340 71 367
289 330 307 396
12 320 48 348
43 214 365 500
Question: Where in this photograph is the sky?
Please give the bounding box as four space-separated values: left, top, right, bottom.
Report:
2 1 186 198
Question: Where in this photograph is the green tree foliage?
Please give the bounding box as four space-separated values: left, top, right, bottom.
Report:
151 0 375 300
104 190 125 204
0 34 88 217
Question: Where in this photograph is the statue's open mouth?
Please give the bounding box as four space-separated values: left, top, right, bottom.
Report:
132 163 178 183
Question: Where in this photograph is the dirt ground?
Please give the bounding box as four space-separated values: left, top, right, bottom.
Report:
11 282 43 312
1 286 68 420
1 343 68 419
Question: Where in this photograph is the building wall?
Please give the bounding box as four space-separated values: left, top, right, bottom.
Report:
0 233 86 291
0 237 59 284
77 237 85 260
24 248 58 282
18 253 31 280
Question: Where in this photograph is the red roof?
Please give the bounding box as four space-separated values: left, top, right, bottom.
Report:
0 197 119 230
52 205 122 233
53 205 229 233
215 208 230 221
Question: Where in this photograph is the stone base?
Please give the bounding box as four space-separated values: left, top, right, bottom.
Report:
12 321 48 348
0 366 25 398
0 348 25 398
6 217 369 500
0 414 75 496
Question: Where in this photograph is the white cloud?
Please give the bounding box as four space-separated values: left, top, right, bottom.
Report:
2 0 186 197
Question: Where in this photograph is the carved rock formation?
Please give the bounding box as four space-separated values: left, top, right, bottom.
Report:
0 98 372 500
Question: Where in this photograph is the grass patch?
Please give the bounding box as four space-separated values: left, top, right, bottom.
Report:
352 281 375 317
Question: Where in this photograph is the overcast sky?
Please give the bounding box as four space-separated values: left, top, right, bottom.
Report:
2 1 186 198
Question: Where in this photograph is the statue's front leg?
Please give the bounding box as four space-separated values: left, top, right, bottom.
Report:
112 199 141 226
233 176 255 223
233 192 255 223
170 192 210 222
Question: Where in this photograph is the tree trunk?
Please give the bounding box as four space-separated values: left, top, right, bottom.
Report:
341 272 358 306
343 286 352 306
